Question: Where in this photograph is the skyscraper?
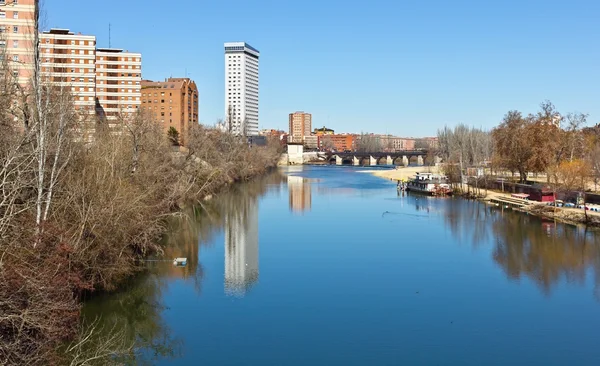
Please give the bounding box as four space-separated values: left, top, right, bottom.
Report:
224 42 259 136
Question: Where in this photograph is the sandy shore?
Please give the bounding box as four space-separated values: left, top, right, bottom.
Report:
367 166 440 181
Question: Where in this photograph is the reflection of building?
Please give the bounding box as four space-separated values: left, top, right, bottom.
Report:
288 175 312 213
224 194 259 296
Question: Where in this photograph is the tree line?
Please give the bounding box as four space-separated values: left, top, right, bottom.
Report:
437 100 599 195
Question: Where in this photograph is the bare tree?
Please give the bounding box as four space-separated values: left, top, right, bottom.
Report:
355 132 382 152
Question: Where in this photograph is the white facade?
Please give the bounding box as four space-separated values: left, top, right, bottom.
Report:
224 42 259 136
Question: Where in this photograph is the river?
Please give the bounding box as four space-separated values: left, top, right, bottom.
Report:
82 165 600 366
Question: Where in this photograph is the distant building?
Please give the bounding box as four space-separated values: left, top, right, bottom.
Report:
289 111 312 143
95 48 142 124
303 135 318 150
1 0 35 86
420 137 439 149
224 42 260 136
314 126 334 135
40 29 97 115
379 135 415 151
140 78 199 146
319 134 355 152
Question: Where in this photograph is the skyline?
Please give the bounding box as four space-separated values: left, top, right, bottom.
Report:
44 0 600 136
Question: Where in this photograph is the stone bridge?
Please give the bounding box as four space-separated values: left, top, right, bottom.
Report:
326 150 429 166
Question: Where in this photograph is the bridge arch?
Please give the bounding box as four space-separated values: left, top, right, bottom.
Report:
392 156 405 166
342 157 353 165
359 157 371 166
377 156 388 165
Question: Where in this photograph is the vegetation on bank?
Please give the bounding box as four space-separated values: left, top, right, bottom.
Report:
437 101 600 194
0 71 280 366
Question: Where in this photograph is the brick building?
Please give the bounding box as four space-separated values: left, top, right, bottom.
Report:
289 111 311 143
140 78 198 145
319 134 355 152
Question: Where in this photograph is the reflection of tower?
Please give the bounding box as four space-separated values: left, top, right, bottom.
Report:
288 176 312 213
224 195 259 296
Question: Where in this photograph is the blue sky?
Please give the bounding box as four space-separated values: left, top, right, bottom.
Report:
45 0 599 137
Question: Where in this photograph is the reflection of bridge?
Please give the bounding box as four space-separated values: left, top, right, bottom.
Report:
327 150 429 166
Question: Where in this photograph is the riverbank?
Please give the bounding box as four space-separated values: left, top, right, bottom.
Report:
0 121 281 365
481 190 600 227
367 168 600 227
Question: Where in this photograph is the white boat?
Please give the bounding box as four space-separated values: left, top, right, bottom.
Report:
406 173 453 196
173 257 187 266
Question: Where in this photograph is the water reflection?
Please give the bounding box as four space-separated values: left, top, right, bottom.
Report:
429 197 600 297
287 175 312 213
224 191 259 296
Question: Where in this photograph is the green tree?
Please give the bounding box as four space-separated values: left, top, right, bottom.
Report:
167 126 180 146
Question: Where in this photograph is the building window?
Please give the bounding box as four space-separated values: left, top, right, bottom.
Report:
13 26 18 33
13 0 17 4
0 12 5 19
12 55 18 62
13 11 18 19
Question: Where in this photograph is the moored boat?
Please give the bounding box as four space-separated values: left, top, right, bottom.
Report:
406 172 453 196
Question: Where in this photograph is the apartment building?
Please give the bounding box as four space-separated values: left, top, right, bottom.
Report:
140 77 199 145
95 48 141 123
0 0 34 85
379 135 415 151
224 42 259 136
40 29 96 113
319 134 355 152
288 111 312 143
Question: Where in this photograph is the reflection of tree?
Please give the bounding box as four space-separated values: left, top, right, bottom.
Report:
80 274 182 365
491 213 600 295
433 199 600 296
80 172 287 362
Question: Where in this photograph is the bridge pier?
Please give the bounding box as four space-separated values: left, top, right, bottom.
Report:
386 155 393 165
417 155 424 166
335 155 342 165
353 156 360 166
402 155 409 167
369 156 377 166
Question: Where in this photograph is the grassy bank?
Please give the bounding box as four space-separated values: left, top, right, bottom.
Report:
0 113 280 365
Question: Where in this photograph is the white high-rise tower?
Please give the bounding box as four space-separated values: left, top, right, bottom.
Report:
224 42 259 136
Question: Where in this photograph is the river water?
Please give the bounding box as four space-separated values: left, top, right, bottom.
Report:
83 166 600 365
